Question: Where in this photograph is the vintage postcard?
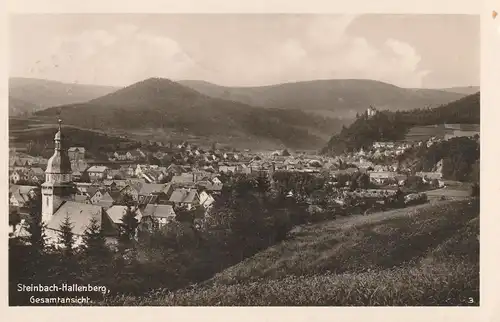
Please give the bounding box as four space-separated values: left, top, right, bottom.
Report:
4 1 490 316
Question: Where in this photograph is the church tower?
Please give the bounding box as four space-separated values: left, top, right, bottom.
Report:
41 119 75 224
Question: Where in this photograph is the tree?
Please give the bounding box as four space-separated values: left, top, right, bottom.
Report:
24 191 46 252
9 206 21 234
120 201 139 245
470 183 480 198
57 214 75 256
82 217 108 256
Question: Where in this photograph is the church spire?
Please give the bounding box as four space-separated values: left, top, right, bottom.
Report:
54 118 63 150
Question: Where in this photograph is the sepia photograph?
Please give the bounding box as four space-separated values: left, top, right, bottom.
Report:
7 13 480 306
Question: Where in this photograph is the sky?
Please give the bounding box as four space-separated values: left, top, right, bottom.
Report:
9 14 479 88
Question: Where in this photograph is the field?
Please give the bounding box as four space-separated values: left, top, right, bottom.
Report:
404 124 480 143
426 187 472 201
100 199 479 306
404 125 448 142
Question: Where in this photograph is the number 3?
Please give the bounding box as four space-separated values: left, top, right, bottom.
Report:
468 297 474 304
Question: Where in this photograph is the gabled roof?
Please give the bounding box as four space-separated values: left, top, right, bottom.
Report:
112 180 129 188
68 147 86 152
47 201 117 236
171 173 195 184
138 194 159 205
139 183 170 195
87 165 108 173
30 167 45 175
169 189 198 204
86 186 103 198
106 205 142 224
142 204 176 219
128 150 144 157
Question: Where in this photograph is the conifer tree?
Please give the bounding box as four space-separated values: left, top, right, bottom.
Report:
57 213 75 256
119 194 139 245
24 191 46 253
82 217 107 256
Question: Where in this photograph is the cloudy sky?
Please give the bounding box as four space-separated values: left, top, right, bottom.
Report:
9 14 479 88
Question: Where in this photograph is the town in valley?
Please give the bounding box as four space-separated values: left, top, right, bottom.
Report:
8 14 480 306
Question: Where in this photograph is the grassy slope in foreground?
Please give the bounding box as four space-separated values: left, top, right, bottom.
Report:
102 199 479 306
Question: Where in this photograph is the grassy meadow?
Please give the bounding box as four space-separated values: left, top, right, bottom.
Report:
99 199 479 306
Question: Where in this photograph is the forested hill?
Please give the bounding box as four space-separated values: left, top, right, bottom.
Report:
321 92 480 155
179 79 467 119
35 78 346 150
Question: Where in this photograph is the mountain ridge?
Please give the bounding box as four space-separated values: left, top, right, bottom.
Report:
34 77 346 149
178 79 471 118
9 77 120 116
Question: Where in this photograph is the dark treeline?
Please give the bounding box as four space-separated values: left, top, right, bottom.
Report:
322 92 479 154
408 136 480 182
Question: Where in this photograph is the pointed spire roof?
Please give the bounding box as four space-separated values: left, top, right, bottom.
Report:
45 118 72 175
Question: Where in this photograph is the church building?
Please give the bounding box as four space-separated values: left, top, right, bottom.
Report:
41 119 119 247
41 119 76 224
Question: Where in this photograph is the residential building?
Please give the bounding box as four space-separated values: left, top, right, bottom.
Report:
373 141 395 149
9 185 38 207
368 171 397 184
199 191 215 210
68 147 86 162
106 205 142 227
168 188 199 210
140 204 177 228
10 170 22 184
87 165 108 181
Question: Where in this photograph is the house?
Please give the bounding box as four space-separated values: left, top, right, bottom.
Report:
45 201 119 248
395 174 409 186
373 141 395 149
71 160 89 181
135 164 147 178
118 184 140 201
170 173 196 188
106 205 142 227
122 179 146 196
107 169 126 180
166 164 185 175
199 191 215 210
416 171 443 182
368 171 397 184
68 147 86 161
113 152 128 161
127 150 145 161
140 204 177 228
367 105 378 117
236 164 252 174
87 187 105 204
110 179 129 190
10 170 22 184
168 188 200 210
120 165 136 177
138 183 173 205
94 191 117 209
141 169 167 184
9 185 38 207
27 167 45 184
219 165 236 174
87 166 108 181
75 182 92 194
